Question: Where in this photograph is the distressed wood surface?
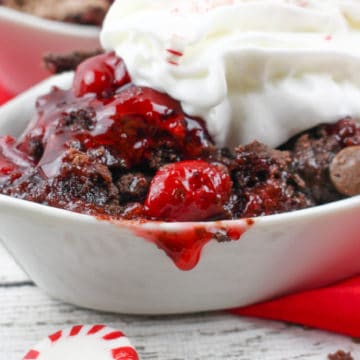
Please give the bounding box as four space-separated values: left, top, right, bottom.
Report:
0 241 359 360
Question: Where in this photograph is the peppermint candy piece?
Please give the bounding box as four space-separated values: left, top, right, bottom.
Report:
23 324 139 360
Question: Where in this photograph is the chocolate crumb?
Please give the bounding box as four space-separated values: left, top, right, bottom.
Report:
213 232 231 243
328 350 354 360
116 173 151 203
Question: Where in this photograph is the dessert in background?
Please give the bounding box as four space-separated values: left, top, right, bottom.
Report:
0 0 114 25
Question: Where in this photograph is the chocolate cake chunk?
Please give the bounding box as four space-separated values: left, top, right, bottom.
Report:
283 118 360 204
2 148 122 217
43 50 103 74
147 146 181 170
1 0 114 26
228 141 313 218
116 172 151 203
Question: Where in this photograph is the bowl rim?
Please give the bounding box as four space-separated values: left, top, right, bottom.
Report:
1 192 359 231
0 5 100 37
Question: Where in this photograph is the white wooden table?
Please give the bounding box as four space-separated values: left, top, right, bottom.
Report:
0 241 359 360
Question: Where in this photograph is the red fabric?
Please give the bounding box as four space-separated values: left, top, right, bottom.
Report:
232 276 360 337
0 82 13 104
1 83 359 337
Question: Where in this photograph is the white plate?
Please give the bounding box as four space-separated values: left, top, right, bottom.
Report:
0 74 360 314
0 7 99 94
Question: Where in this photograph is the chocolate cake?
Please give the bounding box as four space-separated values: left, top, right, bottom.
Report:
0 52 359 222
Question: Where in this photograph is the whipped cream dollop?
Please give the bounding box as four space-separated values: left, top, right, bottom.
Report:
101 0 360 148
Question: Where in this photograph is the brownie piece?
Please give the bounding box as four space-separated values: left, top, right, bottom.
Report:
116 172 151 203
1 0 114 26
283 118 360 204
228 141 313 218
1 148 122 216
43 50 103 74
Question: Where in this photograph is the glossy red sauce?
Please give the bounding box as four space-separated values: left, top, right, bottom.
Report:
116 220 254 270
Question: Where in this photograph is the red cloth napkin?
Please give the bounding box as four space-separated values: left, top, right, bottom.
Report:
232 276 360 337
0 82 13 104
1 81 359 338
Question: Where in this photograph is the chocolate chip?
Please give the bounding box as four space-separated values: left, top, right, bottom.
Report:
330 146 360 196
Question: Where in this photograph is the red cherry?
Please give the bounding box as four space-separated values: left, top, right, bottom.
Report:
0 156 17 176
145 160 232 221
110 86 187 141
0 136 33 181
73 52 130 97
68 86 188 170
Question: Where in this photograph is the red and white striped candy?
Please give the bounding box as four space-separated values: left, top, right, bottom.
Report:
23 324 139 360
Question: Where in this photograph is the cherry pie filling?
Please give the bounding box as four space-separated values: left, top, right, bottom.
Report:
0 52 360 269
1 52 360 222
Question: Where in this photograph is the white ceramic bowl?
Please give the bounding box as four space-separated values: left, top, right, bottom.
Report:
1 74 360 314
0 6 100 95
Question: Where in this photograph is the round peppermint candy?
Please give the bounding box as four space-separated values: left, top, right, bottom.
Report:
23 325 139 360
